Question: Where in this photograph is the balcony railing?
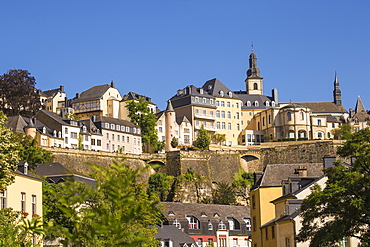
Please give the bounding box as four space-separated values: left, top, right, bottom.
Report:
194 113 216 120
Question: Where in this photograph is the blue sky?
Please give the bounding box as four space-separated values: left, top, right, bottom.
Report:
1 1 369 111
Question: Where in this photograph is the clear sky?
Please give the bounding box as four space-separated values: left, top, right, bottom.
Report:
1 1 369 111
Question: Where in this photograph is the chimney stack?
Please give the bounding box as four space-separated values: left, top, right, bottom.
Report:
296 166 307 177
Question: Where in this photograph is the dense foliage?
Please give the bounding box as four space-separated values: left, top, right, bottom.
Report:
212 181 237 205
194 125 210 150
170 137 178 149
331 124 354 140
126 97 160 152
44 162 162 246
298 128 370 246
0 111 20 188
147 173 174 201
211 133 226 145
0 69 41 117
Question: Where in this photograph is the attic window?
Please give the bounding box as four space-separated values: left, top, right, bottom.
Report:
201 212 207 217
116 125 120 131
254 101 259 107
214 213 219 218
173 218 181 229
246 101 251 107
265 101 270 107
200 89 204 94
208 85 212 90
43 127 46 134
111 124 115 130
228 91 232 98
219 90 224 97
271 101 276 107
168 211 175 216
218 220 226 230
126 127 130 132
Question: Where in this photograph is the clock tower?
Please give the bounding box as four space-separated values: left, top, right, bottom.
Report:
245 51 263 95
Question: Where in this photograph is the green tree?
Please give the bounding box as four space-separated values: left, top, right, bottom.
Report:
232 170 254 204
194 125 210 150
211 133 226 145
12 133 54 169
147 173 174 201
298 128 370 246
126 97 159 152
212 181 237 205
0 111 20 188
331 124 354 140
170 137 178 149
0 69 41 117
44 162 162 246
0 208 44 246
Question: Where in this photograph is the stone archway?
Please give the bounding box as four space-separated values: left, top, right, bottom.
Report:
148 160 166 172
240 155 260 173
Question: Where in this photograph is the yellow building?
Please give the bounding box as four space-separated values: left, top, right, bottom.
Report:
250 163 324 247
1 162 43 219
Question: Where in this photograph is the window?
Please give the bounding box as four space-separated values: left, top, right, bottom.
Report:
247 101 251 107
254 101 259 106
106 133 109 139
218 220 226 230
195 109 199 115
210 99 214 105
271 225 275 238
237 123 240 131
253 83 258 90
318 119 322 126
243 218 251 231
227 102 230 107
112 134 115 140
287 112 292 121
0 190 6 209
228 123 231 130
65 127 68 134
21 192 26 212
271 101 275 107
216 110 220 118
216 122 220 129
112 144 115 151
265 227 269 240
221 111 225 118
318 132 323 138
227 217 240 230
236 112 240 119
65 137 68 144
196 120 200 127
127 137 130 143
203 110 206 116
159 127 163 132
126 127 130 132
158 120 162 125
210 111 214 117
97 140 101 146
222 122 226 129
219 90 224 97
300 111 304 120
84 135 88 141
236 103 239 108
117 135 120 141
203 98 206 104
220 101 225 107
106 143 109 150
227 111 231 119
286 238 291 247
195 97 199 103
198 238 202 246
208 239 213 245
186 215 200 229
32 195 36 215
116 125 120 131
265 101 270 106
216 100 219 106
253 217 257 231
208 220 213 230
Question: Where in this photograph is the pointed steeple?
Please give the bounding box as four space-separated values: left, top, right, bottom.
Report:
166 100 174 112
333 71 342 106
355 96 366 113
246 51 262 79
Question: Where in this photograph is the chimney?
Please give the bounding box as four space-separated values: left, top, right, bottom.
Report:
111 80 115 88
272 88 278 104
296 166 307 177
60 85 65 93
76 93 80 99
323 155 336 170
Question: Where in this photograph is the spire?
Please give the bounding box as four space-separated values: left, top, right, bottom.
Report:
333 71 342 106
246 50 262 79
355 96 366 113
166 100 174 112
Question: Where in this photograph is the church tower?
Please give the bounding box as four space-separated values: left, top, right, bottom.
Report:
165 100 176 152
245 50 263 95
333 72 342 106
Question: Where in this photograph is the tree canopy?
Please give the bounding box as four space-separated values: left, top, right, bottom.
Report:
0 111 20 188
298 128 370 246
212 181 237 205
194 125 210 150
331 124 354 140
0 69 41 117
44 162 162 246
126 97 160 152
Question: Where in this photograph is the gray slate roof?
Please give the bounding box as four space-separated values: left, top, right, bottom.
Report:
253 163 324 189
6 115 28 133
291 102 347 114
156 225 196 247
202 78 236 99
234 92 276 110
162 202 250 223
72 84 115 103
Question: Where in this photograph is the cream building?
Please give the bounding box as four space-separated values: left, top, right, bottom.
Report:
40 85 67 113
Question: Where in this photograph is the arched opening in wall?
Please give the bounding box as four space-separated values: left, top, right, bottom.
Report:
298 130 307 139
240 155 259 173
148 160 165 172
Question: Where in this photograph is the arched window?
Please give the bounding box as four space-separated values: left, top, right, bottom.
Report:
186 215 200 229
268 115 271 124
265 101 270 107
300 111 304 120
216 110 220 118
208 220 213 230
219 90 224 97
254 101 259 107
253 83 258 90
218 220 226 230
228 91 233 98
271 101 275 107
287 112 292 121
227 111 231 119
227 217 240 230
247 101 251 107
173 219 181 229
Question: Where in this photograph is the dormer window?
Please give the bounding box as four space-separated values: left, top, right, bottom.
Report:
137 129 141 134
111 124 115 130
219 90 224 97
186 215 200 229
126 127 130 132
58 131 61 138
246 101 251 107
42 127 46 134
218 220 226 230
208 85 212 90
133 128 137 134
200 89 203 94
271 101 276 107
254 101 259 107
105 123 110 128
228 91 232 98
208 220 213 230
265 101 270 107
82 126 87 133
173 218 181 229
116 125 120 131
53 130 57 137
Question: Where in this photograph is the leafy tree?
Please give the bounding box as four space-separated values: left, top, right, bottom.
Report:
12 133 54 169
0 208 44 246
298 128 370 246
194 125 210 150
65 112 80 121
154 140 165 153
212 181 237 205
0 111 20 188
331 124 354 140
147 173 174 201
0 69 41 117
170 137 178 149
211 133 226 145
232 170 254 204
126 97 159 152
44 162 162 246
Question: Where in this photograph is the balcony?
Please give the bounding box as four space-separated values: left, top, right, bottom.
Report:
195 125 217 132
194 113 216 120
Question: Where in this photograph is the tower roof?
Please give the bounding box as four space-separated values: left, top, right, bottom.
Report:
246 51 262 79
166 100 175 112
355 96 366 113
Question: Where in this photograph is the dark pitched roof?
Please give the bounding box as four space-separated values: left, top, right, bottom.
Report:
78 119 101 135
252 163 324 189
176 116 190 125
36 110 67 126
123 91 153 103
96 116 138 128
72 84 116 103
291 102 347 114
162 202 250 223
202 78 236 99
6 115 28 133
42 86 64 97
233 92 276 110
156 225 196 247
